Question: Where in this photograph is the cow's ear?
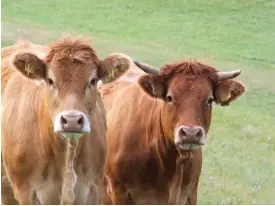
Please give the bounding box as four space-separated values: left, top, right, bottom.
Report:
99 53 131 84
214 80 246 106
13 52 47 80
138 74 166 99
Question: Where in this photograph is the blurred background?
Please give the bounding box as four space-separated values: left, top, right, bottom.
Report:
1 0 275 204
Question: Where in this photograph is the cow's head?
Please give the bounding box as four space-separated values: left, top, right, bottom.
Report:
134 61 246 151
12 37 130 138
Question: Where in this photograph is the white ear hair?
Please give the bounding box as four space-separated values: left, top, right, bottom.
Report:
35 51 48 60
34 80 46 86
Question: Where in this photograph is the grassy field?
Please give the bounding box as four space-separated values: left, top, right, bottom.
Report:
2 0 275 204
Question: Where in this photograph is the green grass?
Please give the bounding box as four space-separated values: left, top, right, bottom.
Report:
2 0 275 204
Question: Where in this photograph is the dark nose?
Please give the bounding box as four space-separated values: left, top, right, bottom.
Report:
60 114 84 132
177 126 205 145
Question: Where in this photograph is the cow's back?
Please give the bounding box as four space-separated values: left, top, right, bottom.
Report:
99 63 146 112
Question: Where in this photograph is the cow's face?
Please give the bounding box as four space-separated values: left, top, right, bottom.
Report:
135 61 246 151
12 38 130 138
161 72 215 150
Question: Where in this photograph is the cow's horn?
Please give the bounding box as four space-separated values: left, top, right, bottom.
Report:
133 61 160 75
217 70 241 81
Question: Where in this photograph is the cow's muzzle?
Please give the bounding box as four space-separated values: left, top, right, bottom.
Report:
54 110 90 138
174 126 206 151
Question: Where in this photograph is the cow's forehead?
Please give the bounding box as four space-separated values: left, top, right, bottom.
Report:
169 73 212 97
48 58 97 82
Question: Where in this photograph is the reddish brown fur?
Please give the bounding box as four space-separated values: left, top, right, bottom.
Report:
100 60 245 204
1 38 132 204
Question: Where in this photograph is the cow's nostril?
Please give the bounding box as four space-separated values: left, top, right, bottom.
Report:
78 116 84 126
61 116 67 125
196 129 203 138
179 128 186 138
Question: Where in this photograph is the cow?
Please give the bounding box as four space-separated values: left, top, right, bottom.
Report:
1 37 132 204
99 59 246 204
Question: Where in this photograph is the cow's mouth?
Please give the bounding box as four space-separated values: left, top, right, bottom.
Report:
59 132 85 139
176 143 201 151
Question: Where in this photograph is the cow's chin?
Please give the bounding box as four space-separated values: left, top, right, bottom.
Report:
176 143 201 151
60 132 85 139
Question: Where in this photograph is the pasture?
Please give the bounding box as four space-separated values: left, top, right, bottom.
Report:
1 0 275 204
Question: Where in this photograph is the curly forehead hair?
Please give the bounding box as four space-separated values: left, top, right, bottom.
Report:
159 60 219 84
45 37 100 65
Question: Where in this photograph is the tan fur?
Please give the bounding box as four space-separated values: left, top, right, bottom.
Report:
1 38 131 204
99 60 246 204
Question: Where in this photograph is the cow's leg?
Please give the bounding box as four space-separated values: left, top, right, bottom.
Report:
12 183 40 205
1 175 19 205
1 156 18 205
110 182 133 204
101 189 113 204
101 174 113 204
101 183 112 204
79 174 103 204
186 179 199 205
85 181 101 204
2 164 38 204
186 191 197 205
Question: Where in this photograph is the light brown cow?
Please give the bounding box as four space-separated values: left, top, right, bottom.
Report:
1 37 132 204
99 59 246 204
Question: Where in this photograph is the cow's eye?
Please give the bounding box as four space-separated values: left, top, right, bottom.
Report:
207 97 214 105
46 78 54 86
90 78 98 87
166 95 173 103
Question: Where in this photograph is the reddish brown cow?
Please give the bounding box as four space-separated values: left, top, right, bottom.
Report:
1 37 132 204
100 59 246 204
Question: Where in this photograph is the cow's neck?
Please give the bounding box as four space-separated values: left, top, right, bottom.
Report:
157 104 195 204
157 103 193 168
145 103 177 171
60 138 79 204
38 92 81 200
